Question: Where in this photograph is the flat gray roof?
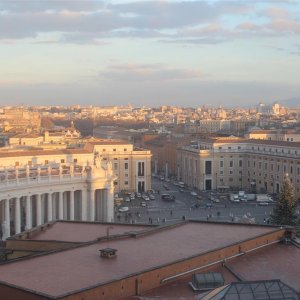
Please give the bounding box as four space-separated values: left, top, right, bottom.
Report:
28 221 151 242
0 222 278 298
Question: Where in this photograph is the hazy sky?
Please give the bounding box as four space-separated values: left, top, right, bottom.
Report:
0 0 300 107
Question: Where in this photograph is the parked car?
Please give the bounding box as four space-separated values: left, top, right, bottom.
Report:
136 192 141 198
149 194 155 200
141 202 146 207
161 194 175 201
118 206 129 212
125 197 130 202
190 192 198 196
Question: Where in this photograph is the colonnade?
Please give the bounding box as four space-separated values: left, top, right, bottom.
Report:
0 187 114 240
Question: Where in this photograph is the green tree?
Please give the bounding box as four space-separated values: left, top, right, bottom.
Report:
271 175 298 226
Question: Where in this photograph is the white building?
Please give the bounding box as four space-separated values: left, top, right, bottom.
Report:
0 139 151 240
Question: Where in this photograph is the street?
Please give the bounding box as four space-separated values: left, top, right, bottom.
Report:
114 177 280 226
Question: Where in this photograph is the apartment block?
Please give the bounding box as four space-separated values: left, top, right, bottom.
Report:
178 137 300 199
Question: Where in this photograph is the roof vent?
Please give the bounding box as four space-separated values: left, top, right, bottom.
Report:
99 248 117 259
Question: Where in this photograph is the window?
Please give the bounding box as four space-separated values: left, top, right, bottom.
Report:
61 159 65 163
124 148 127 151
138 162 145 176
73 158 77 163
45 160 49 164
125 162 128 170
239 160 242 167
114 181 118 185
113 149 116 152
114 163 118 170
205 161 212 175
15 161 19 166
229 161 233 168
220 161 224 168
124 181 128 185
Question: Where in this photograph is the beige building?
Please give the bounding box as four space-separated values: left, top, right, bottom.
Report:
0 108 41 129
9 133 44 146
178 137 300 199
246 129 300 142
0 139 151 194
0 139 151 239
89 140 152 193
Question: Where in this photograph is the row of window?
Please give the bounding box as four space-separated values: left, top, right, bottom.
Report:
102 148 128 152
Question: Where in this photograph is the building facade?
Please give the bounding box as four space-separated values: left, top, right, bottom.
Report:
178 137 300 199
0 140 151 239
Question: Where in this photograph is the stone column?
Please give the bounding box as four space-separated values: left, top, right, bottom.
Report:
81 189 87 221
58 192 63 220
14 197 21 234
47 193 53 222
25 195 32 230
4 198 10 239
90 189 95 222
70 190 74 221
105 185 114 222
36 194 42 226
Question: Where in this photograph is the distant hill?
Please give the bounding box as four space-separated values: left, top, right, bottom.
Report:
279 98 300 107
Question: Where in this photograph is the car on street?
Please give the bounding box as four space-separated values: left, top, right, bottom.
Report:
205 203 213 208
118 206 129 212
125 197 130 202
141 202 146 207
190 192 198 196
149 194 155 200
136 192 141 198
161 194 175 201
179 188 184 193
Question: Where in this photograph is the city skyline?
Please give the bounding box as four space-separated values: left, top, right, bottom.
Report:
1 0 300 106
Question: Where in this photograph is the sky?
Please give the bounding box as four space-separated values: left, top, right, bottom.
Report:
0 0 300 107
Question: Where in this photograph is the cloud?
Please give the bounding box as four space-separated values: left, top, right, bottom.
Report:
0 0 299 45
99 63 206 82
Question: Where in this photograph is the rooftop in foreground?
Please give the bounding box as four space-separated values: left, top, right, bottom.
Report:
124 243 300 299
0 222 279 298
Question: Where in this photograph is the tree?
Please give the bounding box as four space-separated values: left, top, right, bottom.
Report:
271 175 298 226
